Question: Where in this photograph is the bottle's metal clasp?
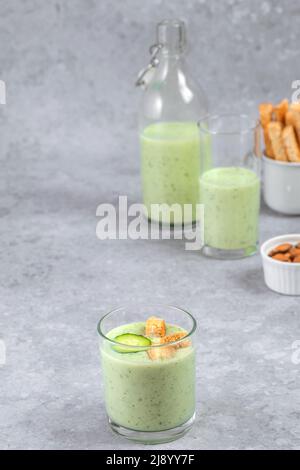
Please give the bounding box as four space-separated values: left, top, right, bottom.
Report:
135 43 163 88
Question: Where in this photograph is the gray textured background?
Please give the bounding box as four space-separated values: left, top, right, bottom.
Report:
1 0 300 450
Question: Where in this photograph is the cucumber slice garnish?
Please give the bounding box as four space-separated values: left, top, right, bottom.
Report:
113 333 152 353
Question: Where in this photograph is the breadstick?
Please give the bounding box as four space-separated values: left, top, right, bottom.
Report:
259 103 273 127
290 102 300 113
285 110 300 144
282 125 300 162
267 122 288 161
259 103 274 158
274 99 289 124
254 124 262 158
291 110 300 144
285 110 294 127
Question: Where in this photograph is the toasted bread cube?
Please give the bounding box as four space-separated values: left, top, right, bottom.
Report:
145 316 166 338
162 331 191 349
147 338 175 361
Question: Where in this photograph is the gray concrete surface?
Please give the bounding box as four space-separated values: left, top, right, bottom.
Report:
0 0 300 450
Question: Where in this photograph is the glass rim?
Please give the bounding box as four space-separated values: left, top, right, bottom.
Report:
97 304 197 350
198 113 260 136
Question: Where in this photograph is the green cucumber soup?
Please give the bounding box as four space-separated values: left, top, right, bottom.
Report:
101 322 195 432
140 122 200 225
201 167 260 250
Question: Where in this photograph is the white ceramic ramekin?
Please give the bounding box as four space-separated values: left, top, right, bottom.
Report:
261 234 300 296
263 156 300 215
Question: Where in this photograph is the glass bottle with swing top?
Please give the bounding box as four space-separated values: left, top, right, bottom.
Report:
136 19 208 226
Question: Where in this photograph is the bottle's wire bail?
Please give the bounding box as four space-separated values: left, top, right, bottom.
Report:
135 43 163 88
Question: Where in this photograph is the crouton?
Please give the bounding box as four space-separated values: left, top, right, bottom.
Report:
161 331 191 348
145 317 166 338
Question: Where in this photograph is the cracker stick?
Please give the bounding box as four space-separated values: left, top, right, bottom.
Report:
285 110 294 127
282 125 300 162
293 111 300 144
290 102 300 113
259 103 274 127
259 103 274 157
274 99 289 124
263 129 274 158
267 122 288 161
255 123 262 158
285 110 300 143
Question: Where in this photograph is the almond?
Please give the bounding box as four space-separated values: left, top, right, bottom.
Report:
269 243 293 256
272 253 292 262
290 247 300 258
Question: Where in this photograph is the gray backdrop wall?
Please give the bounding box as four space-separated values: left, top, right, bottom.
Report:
1 0 300 183
1 0 300 450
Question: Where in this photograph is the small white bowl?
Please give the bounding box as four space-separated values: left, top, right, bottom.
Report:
263 155 300 215
261 234 300 296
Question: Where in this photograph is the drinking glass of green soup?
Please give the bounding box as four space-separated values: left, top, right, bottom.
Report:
97 304 197 444
198 114 261 259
